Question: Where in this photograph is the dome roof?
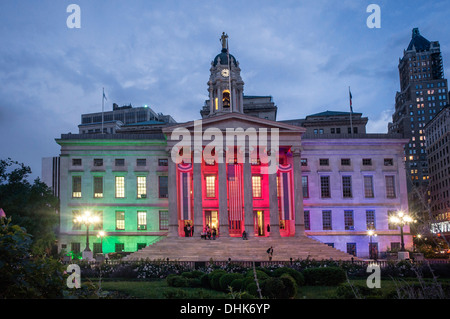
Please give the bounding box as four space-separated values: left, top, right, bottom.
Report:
213 48 237 67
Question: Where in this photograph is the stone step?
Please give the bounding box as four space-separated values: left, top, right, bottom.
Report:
123 235 357 262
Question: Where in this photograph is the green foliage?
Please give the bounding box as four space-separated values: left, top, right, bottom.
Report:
245 269 269 280
0 218 66 298
303 266 346 286
0 158 59 257
230 278 244 291
209 269 227 290
335 283 383 299
273 267 305 286
219 273 244 291
166 274 189 287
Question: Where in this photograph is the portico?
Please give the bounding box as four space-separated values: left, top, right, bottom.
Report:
163 112 306 239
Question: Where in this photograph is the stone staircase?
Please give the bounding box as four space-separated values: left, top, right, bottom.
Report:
123 235 358 262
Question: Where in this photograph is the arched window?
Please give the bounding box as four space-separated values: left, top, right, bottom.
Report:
222 90 230 108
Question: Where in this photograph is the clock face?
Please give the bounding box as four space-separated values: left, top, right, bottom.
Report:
221 69 230 77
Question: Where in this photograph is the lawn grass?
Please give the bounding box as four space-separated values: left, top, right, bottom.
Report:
88 277 450 299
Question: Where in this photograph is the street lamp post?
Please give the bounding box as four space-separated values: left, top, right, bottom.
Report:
367 230 377 260
74 211 100 260
389 210 415 260
97 230 106 254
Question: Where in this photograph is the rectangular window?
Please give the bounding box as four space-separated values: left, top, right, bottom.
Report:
136 159 147 166
366 210 376 230
342 176 352 198
115 158 125 166
137 176 147 198
344 210 354 230
364 176 374 198
252 175 262 198
137 211 147 230
302 176 309 198
384 158 394 166
341 158 351 166
320 176 331 198
206 175 217 198
385 176 396 198
72 159 82 166
93 176 103 198
301 158 308 166
93 158 103 167
115 243 125 253
115 176 125 198
93 243 102 255
159 211 169 230
158 158 168 166
322 210 332 230
159 176 168 198
304 210 310 230
71 243 81 253
72 176 82 198
319 158 329 166
347 243 357 256
116 211 125 230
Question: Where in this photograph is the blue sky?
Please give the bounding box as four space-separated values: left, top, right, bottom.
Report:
1 0 450 180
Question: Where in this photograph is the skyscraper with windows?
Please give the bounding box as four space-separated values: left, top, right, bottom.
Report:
389 28 449 190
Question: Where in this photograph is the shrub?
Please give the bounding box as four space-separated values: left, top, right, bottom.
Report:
181 270 205 279
166 274 189 287
303 267 346 286
209 270 227 291
200 273 211 289
280 274 298 298
262 277 285 299
230 278 244 291
245 269 270 281
273 267 304 286
246 282 260 297
219 273 244 291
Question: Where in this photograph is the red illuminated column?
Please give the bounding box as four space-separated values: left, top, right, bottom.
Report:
243 149 254 237
269 170 280 237
292 147 305 237
218 151 229 236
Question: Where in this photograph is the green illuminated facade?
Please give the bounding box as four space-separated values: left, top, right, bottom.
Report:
56 133 170 255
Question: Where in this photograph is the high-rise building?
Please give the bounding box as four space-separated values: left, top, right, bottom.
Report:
389 28 449 190
425 105 450 236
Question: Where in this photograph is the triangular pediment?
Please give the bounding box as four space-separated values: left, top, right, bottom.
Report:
162 112 306 134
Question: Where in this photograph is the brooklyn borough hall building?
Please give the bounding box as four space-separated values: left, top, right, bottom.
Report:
43 34 411 261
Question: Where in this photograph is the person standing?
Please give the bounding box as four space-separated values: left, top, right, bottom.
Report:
267 246 273 261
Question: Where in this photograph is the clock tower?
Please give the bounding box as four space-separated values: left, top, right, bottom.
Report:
207 32 244 116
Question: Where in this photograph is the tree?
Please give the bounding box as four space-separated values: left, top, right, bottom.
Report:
0 217 66 298
0 158 59 256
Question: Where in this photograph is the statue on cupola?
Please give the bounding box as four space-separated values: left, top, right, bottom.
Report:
206 32 245 116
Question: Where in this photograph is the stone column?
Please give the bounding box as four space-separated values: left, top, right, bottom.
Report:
292 147 305 237
243 149 254 237
269 170 280 237
193 149 203 237
218 150 229 237
167 152 179 237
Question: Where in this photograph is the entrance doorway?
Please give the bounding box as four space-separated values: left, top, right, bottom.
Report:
254 210 265 236
205 210 219 233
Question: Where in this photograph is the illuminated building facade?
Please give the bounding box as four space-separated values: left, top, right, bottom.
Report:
49 34 412 259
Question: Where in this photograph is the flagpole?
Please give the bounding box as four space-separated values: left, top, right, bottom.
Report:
349 86 353 137
102 88 105 134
